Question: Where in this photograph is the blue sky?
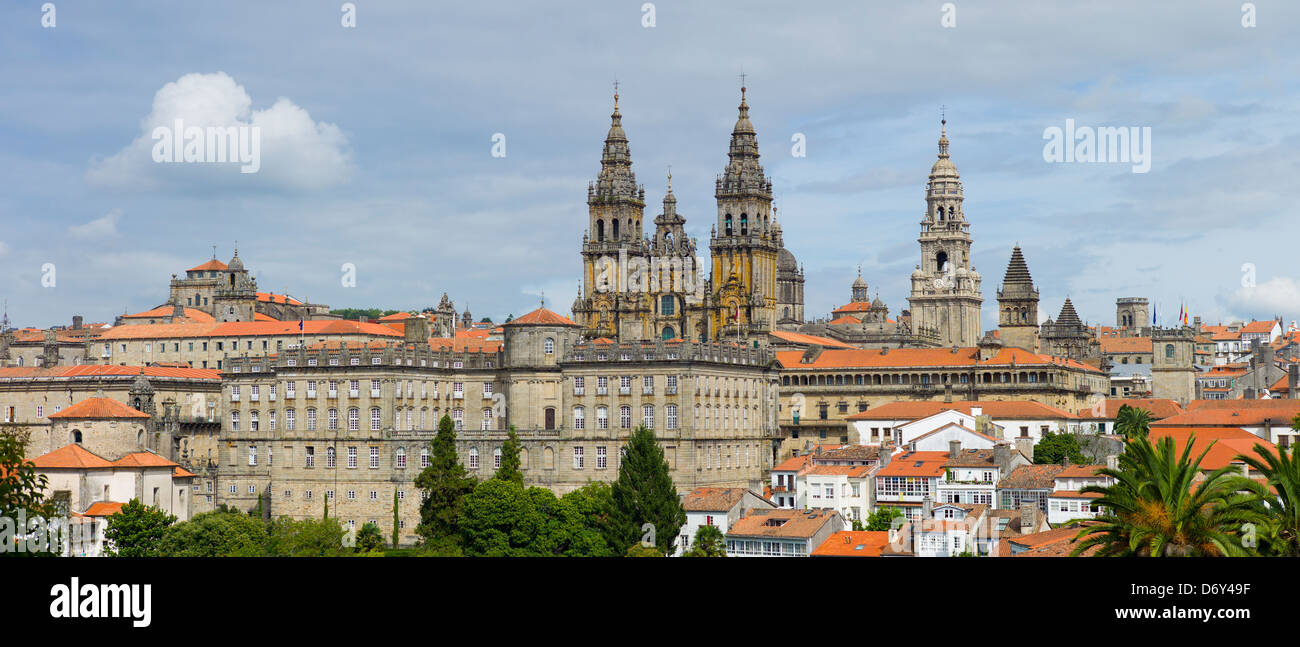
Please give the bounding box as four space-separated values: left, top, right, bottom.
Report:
3 1 1299 332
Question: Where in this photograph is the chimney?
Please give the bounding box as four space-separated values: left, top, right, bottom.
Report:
1106 454 1119 471
72 315 83 330
944 382 953 403
1289 364 1299 399
359 315 369 324
994 444 1011 472
1239 462 1250 478
1019 501 1037 534
877 450 892 469
1014 437 1034 463
922 495 933 519
948 439 961 457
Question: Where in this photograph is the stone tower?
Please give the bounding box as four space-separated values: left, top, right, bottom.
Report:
774 216 804 329
708 86 781 343
574 90 650 340
1116 297 1149 333
1151 327 1195 405
997 246 1040 352
1039 299 1091 360
213 249 257 322
908 119 982 347
432 293 457 338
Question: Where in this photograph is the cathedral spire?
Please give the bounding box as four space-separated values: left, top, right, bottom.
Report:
593 86 639 202
1001 245 1034 289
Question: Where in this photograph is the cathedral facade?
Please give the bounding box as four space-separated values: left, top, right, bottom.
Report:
572 87 802 345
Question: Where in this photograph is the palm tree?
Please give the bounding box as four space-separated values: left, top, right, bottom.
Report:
1072 434 1255 556
1113 404 1152 440
1230 438 1300 557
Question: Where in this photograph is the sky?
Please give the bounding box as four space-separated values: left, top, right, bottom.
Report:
3 1 1299 332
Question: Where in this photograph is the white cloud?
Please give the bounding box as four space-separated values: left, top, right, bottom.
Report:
86 72 351 191
68 208 122 239
1226 277 1300 321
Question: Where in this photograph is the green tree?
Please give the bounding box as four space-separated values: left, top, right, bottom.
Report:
157 509 268 557
391 489 400 548
625 544 661 557
479 317 493 324
103 499 176 557
561 482 618 556
1114 405 1153 440
860 506 904 532
266 516 347 556
0 428 54 521
414 414 477 544
1072 434 1255 556
609 426 685 555
1232 432 1300 556
683 524 727 557
1033 432 1088 465
496 426 523 484
355 522 386 553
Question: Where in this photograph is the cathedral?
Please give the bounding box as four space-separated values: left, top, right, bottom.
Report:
572 86 802 345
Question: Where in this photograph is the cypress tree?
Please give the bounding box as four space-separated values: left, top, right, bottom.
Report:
415 414 478 542
496 425 523 484
609 425 685 555
391 489 400 547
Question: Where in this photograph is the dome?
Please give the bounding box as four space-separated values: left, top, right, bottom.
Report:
871 296 885 308
852 274 868 289
777 248 798 272
131 370 154 394
228 252 245 272
911 268 924 279
955 267 969 277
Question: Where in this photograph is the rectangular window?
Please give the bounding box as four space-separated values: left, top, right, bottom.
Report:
305 446 315 468
573 446 584 469
574 376 585 395
348 447 358 469
370 447 379 469
666 375 678 394
596 446 607 469
248 445 257 466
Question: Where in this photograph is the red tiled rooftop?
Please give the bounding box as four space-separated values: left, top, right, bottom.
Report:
812 531 890 557
48 397 150 420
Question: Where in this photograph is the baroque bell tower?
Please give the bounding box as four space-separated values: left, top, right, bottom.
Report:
707 84 781 343
574 88 649 339
907 118 982 346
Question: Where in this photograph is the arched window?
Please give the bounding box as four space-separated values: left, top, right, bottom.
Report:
493 447 502 470
596 406 609 429
370 407 381 431
327 447 336 468
642 404 654 429
468 448 479 470
573 406 585 430
347 408 359 431
612 218 620 239
596 220 605 241
71 429 82 444
619 405 631 429
937 205 944 220
1165 344 1174 359
936 251 949 272
544 337 554 354
740 213 748 235
481 407 493 430
396 447 406 469
544 407 555 430
661 326 675 340
725 214 733 236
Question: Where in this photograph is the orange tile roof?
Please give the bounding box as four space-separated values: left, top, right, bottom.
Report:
173 466 197 478
1152 403 1300 427
96 319 402 340
1241 320 1279 334
1056 464 1106 478
776 347 1102 372
456 328 491 339
773 454 815 472
256 292 303 306
120 306 215 323
998 464 1066 490
876 451 948 477
253 312 279 322
83 502 125 517
31 444 115 469
507 307 577 326
1084 398 1185 420
1049 490 1103 499
0 365 220 380
1186 398 1300 411
112 452 178 468
48 397 150 420
187 259 228 272
831 302 875 314
812 531 890 557
727 508 840 539
682 487 751 512
768 330 856 349
1146 427 1278 471
826 315 864 325
804 464 874 477
846 399 1076 421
